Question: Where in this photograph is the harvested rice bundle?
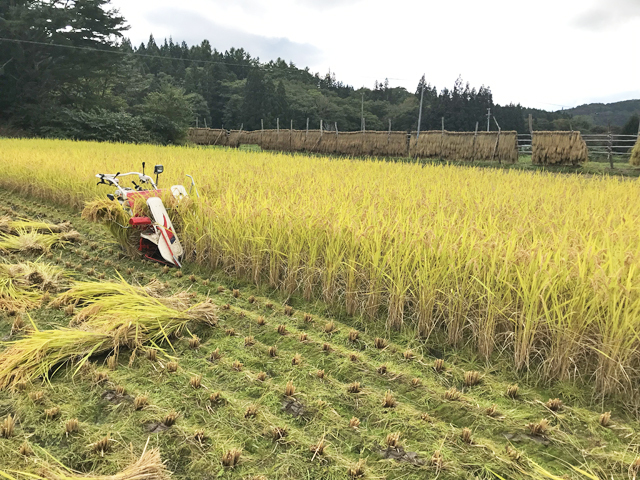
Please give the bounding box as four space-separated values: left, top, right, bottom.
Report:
0 287 217 389
0 446 168 480
0 218 73 235
52 278 169 308
1 262 68 311
631 138 640 166
0 229 69 253
82 199 138 254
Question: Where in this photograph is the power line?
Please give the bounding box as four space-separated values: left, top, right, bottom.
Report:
0 37 266 69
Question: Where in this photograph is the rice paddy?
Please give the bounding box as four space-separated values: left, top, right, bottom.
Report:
1 140 640 478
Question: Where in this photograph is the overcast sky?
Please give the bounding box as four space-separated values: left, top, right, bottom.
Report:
110 0 640 110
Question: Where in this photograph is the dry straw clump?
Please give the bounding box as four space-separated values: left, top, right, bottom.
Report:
349 417 360 428
222 448 242 468
232 360 243 371
189 335 201 349
461 427 472 444
134 395 149 410
271 426 288 441
310 438 327 456
284 305 293 316
506 384 519 399
166 361 178 373
244 335 256 347
1 414 15 438
382 390 397 408
433 358 445 372
377 365 387 375
348 459 366 478
244 405 258 418
190 375 202 389
268 345 278 357
385 432 401 448
277 324 287 335
92 434 111 456
316 369 325 379
210 348 222 361
348 329 359 342
163 411 178 427
256 372 267 382
324 321 336 334
527 418 550 436
464 371 481 386
444 387 462 401
374 337 387 349
65 418 79 435
292 353 302 366
285 380 296 397
545 398 563 411
347 382 361 393
299 332 308 342
600 411 611 427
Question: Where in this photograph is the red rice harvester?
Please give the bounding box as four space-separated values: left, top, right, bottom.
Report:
95 163 199 268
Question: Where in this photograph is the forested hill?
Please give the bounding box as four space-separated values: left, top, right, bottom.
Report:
0 0 638 144
562 100 640 128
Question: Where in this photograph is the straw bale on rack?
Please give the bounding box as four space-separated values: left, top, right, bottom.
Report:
412 131 443 158
531 131 588 165
188 128 228 146
630 137 640 166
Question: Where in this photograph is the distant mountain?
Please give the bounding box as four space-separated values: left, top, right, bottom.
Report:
561 100 640 128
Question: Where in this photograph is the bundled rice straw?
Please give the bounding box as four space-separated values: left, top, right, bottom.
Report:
0 218 73 235
1 262 68 311
187 128 518 162
0 446 168 480
0 280 217 389
531 131 588 165
0 229 71 253
630 137 640 166
82 199 137 254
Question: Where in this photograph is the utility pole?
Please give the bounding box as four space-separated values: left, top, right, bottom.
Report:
361 92 365 132
486 108 491 132
417 82 425 139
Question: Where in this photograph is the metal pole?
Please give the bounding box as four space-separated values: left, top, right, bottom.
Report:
486 108 491 132
416 84 425 139
361 92 365 132
608 123 613 169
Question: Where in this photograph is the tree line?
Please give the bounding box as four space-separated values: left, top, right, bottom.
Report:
1 0 634 145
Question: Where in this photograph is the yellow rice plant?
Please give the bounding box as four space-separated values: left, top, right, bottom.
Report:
1 139 640 402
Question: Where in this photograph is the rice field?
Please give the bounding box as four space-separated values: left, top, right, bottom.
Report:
1 138 640 405
1 175 640 479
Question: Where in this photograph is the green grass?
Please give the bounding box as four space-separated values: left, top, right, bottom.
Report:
0 189 639 479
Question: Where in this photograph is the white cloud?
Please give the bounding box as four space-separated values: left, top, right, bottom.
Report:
110 0 640 109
